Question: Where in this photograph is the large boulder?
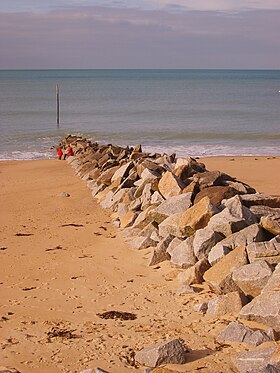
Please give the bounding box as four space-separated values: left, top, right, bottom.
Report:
158 213 182 238
111 161 134 182
158 171 185 199
96 165 120 186
240 194 280 208
135 339 188 367
250 205 280 220
178 258 210 285
203 245 248 294
177 197 219 238
130 236 157 250
234 346 280 373
150 193 193 224
217 321 276 346
194 185 239 207
208 245 231 266
193 227 224 260
208 195 257 237
239 263 280 332
169 236 197 269
148 235 173 266
175 157 206 176
261 214 280 235
206 291 248 317
208 224 265 257
207 223 265 265
232 260 273 298
193 170 234 189
120 210 138 229
246 235 280 265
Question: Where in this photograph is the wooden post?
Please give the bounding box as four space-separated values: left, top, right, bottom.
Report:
56 82 60 127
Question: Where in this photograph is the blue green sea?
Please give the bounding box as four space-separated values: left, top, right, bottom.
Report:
0 69 279 160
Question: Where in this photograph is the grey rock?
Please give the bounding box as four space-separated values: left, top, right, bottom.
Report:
148 235 173 266
120 227 141 239
263 262 280 291
208 195 257 237
91 183 106 198
158 212 182 238
206 291 248 316
217 321 276 346
223 180 249 194
100 190 115 209
208 245 231 266
250 205 280 219
141 183 153 210
166 237 184 255
261 214 280 235
132 206 156 230
246 235 280 265
139 222 159 239
234 346 279 373
193 170 234 189
203 245 249 294
129 197 142 211
232 260 273 298
117 203 129 220
178 258 211 285
239 264 280 331
241 193 280 208
150 230 161 242
150 193 193 224
130 236 157 250
135 339 188 367
239 291 280 332
111 189 128 207
170 236 197 269
111 161 134 182
158 171 185 199
150 191 165 205
193 227 224 260
209 223 265 258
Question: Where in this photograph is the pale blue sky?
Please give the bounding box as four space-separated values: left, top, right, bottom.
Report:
1 0 280 68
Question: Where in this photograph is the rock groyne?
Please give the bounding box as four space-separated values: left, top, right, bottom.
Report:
60 134 280 372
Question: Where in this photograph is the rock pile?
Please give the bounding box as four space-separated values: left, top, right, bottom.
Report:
60 134 280 371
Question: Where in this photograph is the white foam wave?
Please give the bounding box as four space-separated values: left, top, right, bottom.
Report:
0 150 55 161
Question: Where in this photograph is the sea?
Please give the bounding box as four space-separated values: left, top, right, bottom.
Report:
0 69 279 160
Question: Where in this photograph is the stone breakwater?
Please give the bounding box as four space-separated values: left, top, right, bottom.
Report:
62 134 280 372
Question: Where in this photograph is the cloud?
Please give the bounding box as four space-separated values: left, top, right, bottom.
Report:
0 6 279 69
149 0 280 12
2 0 280 13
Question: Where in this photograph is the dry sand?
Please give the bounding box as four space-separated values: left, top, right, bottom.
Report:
0 157 279 373
200 156 280 196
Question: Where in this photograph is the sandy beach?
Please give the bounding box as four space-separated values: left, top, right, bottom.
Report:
0 156 279 373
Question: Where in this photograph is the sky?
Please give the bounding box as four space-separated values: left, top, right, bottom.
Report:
0 0 280 69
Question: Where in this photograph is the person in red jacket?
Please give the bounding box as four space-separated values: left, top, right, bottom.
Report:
57 147 63 160
67 146 73 157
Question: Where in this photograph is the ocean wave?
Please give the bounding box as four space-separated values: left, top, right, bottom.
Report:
0 150 55 161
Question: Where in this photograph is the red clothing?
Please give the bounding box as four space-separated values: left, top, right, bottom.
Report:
57 148 63 158
67 147 73 156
